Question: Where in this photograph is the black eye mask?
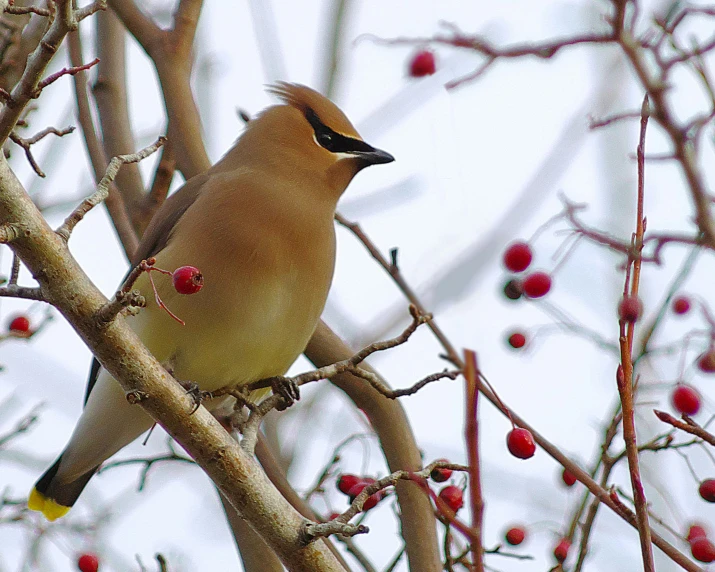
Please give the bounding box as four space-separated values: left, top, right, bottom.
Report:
304 108 374 154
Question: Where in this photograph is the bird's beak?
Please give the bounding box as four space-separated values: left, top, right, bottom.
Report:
353 145 395 165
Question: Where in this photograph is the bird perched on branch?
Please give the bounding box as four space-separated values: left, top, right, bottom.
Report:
29 83 394 520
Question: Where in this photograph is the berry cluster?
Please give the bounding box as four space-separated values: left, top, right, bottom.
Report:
428 461 464 513
503 524 573 564
665 294 711 425
500 241 555 352
686 523 715 563
502 241 551 298
336 474 384 511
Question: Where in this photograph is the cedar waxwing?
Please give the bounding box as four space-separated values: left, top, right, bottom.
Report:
28 83 394 520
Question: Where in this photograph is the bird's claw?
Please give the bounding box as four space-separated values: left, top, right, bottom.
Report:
179 380 212 414
271 376 300 410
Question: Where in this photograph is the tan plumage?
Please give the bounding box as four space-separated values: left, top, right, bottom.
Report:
29 83 394 520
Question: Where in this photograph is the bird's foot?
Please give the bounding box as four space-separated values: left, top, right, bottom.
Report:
271 376 300 411
179 379 213 414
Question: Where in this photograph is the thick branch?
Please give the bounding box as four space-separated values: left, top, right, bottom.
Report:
67 28 138 258
0 154 344 571
305 322 443 572
109 0 210 178
93 9 147 227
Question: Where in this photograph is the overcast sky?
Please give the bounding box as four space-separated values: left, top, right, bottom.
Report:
2 1 715 571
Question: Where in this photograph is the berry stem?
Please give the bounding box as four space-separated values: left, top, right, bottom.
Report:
463 350 485 571
146 269 185 326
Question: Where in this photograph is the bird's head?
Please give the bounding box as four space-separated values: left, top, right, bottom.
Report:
233 83 394 198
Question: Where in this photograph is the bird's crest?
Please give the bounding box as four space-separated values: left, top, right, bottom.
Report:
267 82 361 139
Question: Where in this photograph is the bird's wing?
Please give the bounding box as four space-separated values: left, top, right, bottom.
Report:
132 172 211 264
84 171 211 404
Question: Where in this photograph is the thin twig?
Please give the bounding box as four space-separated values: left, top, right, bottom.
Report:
33 57 100 96
0 0 76 144
654 410 715 447
243 305 437 394
0 284 44 301
233 307 454 454
67 26 138 258
4 5 51 17
615 94 654 572
336 213 461 365
9 125 75 177
140 139 176 233
0 407 41 448
9 253 20 285
55 136 166 241
464 350 484 571
341 202 699 569
302 461 469 543
98 451 195 491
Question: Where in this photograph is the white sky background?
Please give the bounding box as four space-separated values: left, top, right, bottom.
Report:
1 0 715 570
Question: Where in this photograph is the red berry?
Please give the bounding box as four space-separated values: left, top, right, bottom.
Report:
328 512 341 521
8 315 30 334
699 479 715 502
618 295 643 323
687 524 708 542
438 485 464 512
77 553 99 572
347 478 382 511
505 526 526 546
503 241 533 273
691 537 715 563
698 350 715 373
522 272 551 298
507 428 536 460
553 538 571 563
561 468 577 487
503 278 523 301
671 385 701 416
337 474 361 495
672 295 691 315
430 460 452 483
172 266 204 295
507 332 526 349
408 50 436 77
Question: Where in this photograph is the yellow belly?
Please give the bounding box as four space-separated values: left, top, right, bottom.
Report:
127 251 330 392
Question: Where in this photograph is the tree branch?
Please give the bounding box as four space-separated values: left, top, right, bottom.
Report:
0 152 346 570
67 28 138 258
654 410 715 447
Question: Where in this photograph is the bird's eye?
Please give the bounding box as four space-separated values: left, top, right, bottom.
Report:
317 132 333 148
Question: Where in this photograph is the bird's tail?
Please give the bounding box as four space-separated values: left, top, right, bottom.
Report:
28 456 98 521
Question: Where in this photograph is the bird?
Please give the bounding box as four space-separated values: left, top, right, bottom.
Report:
28 82 394 521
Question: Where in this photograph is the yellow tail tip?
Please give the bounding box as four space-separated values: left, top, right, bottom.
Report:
28 488 70 521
